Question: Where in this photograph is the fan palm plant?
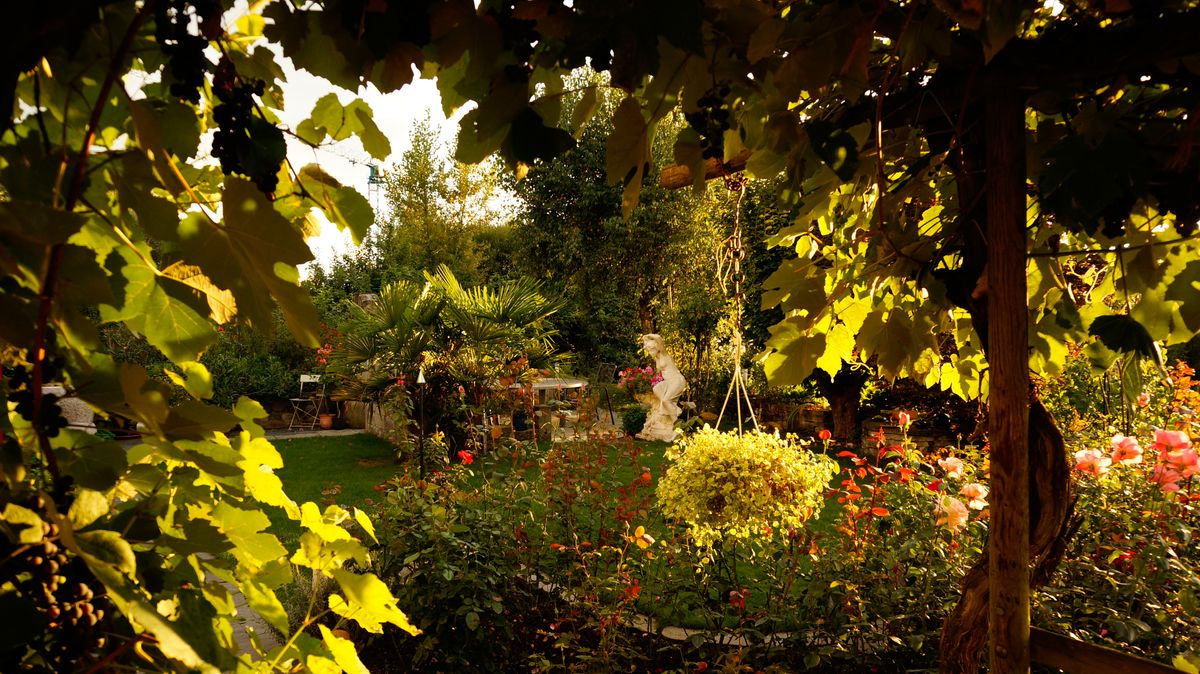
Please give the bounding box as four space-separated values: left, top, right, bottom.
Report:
328 280 444 406
425 265 568 410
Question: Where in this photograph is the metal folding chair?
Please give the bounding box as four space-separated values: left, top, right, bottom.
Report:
288 375 325 430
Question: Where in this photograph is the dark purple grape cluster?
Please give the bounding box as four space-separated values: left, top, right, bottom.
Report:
211 59 282 195
685 84 733 160
0 496 112 670
4 361 68 437
154 0 222 103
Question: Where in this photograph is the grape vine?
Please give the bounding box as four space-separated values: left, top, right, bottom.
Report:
4 361 68 438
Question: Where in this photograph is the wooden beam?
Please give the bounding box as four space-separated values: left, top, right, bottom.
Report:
1030 628 1182 674
659 149 751 190
986 87 1030 673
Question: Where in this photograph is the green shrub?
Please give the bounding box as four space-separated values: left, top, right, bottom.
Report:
366 472 547 672
620 403 647 437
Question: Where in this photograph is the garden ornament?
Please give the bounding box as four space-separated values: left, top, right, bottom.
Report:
637 333 687 442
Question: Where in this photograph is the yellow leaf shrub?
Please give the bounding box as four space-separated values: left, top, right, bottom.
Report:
657 427 837 547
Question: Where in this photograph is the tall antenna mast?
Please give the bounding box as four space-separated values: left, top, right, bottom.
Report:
367 163 384 218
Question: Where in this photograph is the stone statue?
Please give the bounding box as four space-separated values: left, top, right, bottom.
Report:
637 333 687 442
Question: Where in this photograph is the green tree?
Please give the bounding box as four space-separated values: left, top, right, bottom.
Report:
514 101 714 369
305 116 508 324
375 117 477 284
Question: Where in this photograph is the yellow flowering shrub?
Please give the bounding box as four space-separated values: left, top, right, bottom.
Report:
657 427 837 547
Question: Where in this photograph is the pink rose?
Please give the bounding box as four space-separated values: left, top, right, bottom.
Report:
1153 428 1192 452
938 456 965 478
1164 447 1199 477
1136 392 1151 407
1110 434 1143 465
896 411 911 427
1074 448 1112 477
1151 464 1182 492
937 496 970 531
959 483 989 510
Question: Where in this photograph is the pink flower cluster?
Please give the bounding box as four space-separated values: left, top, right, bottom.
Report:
617 366 660 395
315 343 334 366
930 454 988 533
1151 429 1197 492
1073 429 1197 493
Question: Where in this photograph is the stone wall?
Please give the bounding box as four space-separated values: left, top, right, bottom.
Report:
858 417 956 453
753 399 956 453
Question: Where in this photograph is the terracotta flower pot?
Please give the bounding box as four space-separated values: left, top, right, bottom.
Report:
319 413 335 430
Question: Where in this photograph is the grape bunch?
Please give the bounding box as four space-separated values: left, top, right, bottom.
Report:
0 496 113 670
684 84 734 160
4 361 69 437
154 0 221 104
211 59 284 195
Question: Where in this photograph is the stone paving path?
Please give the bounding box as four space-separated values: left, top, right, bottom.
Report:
265 428 365 441
192 553 283 660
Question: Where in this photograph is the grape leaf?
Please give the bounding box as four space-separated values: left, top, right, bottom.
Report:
101 246 217 363
319 624 370 674
329 568 421 635
67 489 109 530
164 360 214 400
241 580 290 635
55 439 128 492
75 530 137 575
1088 314 1162 365
211 502 287 568
170 178 318 346
1 503 45 544
297 164 374 244
607 96 651 218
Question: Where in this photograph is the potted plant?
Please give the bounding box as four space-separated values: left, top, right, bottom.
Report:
319 412 335 429
617 366 660 406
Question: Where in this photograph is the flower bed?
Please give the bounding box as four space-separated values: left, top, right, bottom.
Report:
346 384 1199 672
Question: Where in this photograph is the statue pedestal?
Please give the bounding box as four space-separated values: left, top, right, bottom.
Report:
636 392 680 443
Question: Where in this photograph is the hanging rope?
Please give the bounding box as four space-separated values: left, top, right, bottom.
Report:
715 175 759 434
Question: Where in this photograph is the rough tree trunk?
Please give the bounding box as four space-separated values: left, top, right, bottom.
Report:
937 92 1078 674
638 288 655 335
813 366 870 443
985 89 1031 673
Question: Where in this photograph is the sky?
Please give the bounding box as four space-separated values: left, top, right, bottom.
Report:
272 59 460 271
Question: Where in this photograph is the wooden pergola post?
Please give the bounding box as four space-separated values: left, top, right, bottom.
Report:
986 87 1030 673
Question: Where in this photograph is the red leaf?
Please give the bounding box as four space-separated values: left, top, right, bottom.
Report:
926 479 942 492
871 507 890 517
836 451 858 458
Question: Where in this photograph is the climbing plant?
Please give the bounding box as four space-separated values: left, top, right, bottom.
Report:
0 2 414 671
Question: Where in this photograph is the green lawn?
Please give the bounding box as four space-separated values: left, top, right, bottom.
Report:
270 433 403 546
